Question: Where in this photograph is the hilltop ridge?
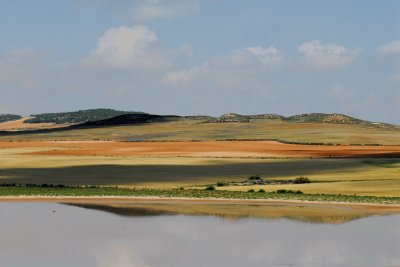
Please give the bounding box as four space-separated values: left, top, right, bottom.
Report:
284 113 365 124
79 113 181 127
26 108 144 124
202 112 392 127
0 114 22 123
1 109 397 129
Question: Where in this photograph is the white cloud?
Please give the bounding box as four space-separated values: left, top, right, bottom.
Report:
97 245 150 267
245 46 285 67
84 25 169 70
162 67 199 85
295 40 361 70
377 41 400 83
377 41 400 56
163 45 284 85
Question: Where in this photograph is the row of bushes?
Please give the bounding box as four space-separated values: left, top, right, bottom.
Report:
215 176 311 187
206 185 303 194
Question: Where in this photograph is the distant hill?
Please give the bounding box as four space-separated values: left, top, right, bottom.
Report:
284 113 366 124
0 114 22 123
184 115 216 120
208 113 251 123
26 109 144 124
202 112 390 127
248 114 285 120
206 113 287 123
2 108 397 133
78 113 181 127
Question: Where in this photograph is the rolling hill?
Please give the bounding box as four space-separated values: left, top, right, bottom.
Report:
284 113 366 124
78 113 181 127
0 109 399 145
0 114 22 123
25 108 144 124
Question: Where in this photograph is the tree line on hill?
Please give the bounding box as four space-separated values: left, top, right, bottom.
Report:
0 108 395 127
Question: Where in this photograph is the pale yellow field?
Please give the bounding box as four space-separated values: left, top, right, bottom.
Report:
0 143 399 196
1 119 400 197
1 119 400 145
0 117 67 131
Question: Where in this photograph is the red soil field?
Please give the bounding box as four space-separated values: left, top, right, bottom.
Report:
1 141 400 158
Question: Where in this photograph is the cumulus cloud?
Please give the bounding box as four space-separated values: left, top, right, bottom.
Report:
82 0 199 21
294 40 361 70
377 41 400 56
163 45 284 85
377 41 400 84
97 245 150 267
245 46 285 67
84 25 169 70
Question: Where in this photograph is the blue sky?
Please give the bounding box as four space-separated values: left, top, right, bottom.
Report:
1 0 400 123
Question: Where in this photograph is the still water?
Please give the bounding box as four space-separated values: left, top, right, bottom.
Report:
1 202 400 267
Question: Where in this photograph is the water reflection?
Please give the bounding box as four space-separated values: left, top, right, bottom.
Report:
67 202 393 224
1 202 400 267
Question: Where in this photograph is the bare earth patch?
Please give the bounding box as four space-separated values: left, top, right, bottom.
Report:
0 117 69 131
1 140 399 158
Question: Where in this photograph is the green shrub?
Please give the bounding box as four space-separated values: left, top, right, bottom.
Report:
293 177 311 184
205 185 215 191
216 182 225 187
258 189 266 193
248 175 261 181
276 189 288 193
276 189 304 194
247 189 255 193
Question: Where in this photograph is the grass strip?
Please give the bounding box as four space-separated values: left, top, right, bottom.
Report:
1 185 400 205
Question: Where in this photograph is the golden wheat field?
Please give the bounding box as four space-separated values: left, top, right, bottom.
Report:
1 119 400 145
0 139 399 196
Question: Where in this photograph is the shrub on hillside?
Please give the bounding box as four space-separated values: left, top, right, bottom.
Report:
293 177 311 184
248 175 261 181
276 189 304 194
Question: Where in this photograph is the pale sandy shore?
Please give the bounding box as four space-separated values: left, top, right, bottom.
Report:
1 196 400 211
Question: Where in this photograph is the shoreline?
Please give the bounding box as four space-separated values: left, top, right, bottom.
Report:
1 195 400 210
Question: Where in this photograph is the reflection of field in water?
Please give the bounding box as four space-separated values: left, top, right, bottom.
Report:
1 202 400 267
66 201 400 224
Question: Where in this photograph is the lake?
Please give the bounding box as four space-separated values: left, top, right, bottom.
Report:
1 202 400 267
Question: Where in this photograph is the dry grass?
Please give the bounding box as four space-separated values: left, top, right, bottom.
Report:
1 120 400 145
0 117 67 131
0 121 399 198
1 141 400 158
0 143 399 196
222 180 400 197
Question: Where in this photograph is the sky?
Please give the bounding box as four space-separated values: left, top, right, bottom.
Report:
1 0 400 123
